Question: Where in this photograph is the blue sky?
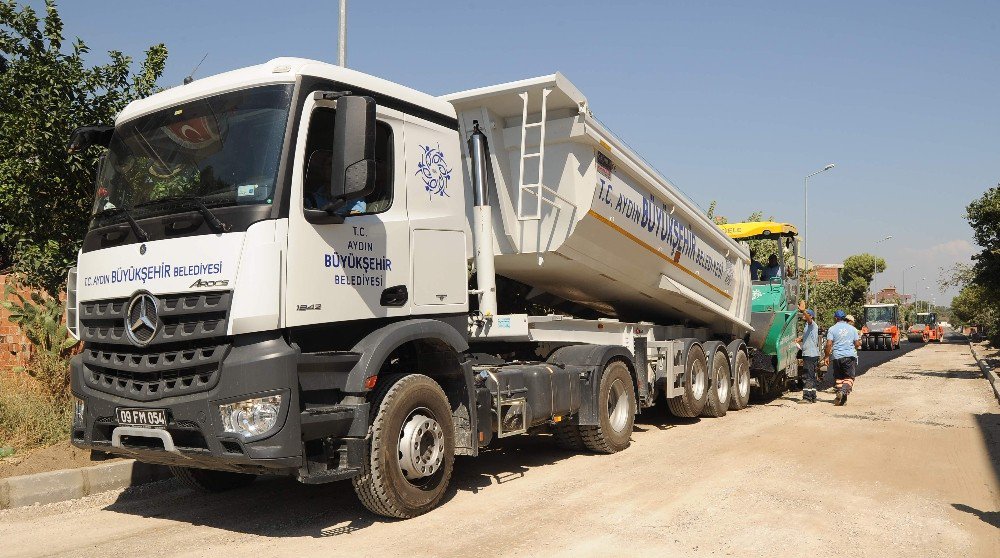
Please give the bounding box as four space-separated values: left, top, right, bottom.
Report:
43 0 999 303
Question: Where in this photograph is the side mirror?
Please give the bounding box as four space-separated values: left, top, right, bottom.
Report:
330 95 376 203
67 125 114 153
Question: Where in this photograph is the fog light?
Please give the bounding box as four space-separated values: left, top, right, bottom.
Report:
73 397 85 426
219 395 281 438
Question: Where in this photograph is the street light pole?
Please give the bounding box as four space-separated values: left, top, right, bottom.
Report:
803 163 835 303
915 277 926 313
871 235 892 301
902 264 915 303
338 0 347 67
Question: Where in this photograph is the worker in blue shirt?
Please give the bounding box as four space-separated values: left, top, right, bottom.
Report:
762 254 781 280
824 309 862 406
796 308 820 403
749 249 764 281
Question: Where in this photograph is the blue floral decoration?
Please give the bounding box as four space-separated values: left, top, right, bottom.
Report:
415 144 451 199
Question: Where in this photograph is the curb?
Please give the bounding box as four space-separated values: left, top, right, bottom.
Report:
969 342 1000 405
0 459 171 510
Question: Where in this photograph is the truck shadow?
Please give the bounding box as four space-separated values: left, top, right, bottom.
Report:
102 434 595 538
102 404 714 537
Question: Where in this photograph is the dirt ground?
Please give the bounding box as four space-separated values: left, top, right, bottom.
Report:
0 441 120 479
0 340 997 557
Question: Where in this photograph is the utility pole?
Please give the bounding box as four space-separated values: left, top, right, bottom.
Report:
338 0 347 67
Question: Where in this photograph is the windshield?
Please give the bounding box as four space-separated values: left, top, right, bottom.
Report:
915 312 937 325
864 306 896 323
91 84 293 229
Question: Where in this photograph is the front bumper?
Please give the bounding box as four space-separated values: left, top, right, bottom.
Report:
70 332 366 476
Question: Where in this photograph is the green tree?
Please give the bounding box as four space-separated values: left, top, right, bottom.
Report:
807 279 855 329
0 0 167 294
951 284 993 328
841 254 886 306
966 184 1000 292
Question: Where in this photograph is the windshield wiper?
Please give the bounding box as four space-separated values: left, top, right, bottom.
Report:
93 206 150 242
135 195 231 233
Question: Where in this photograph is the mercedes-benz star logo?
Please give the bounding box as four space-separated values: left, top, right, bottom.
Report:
125 293 159 346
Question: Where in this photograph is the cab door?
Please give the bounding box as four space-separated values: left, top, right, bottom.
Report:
283 95 409 327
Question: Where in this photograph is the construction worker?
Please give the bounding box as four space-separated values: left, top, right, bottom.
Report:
749 249 763 280
763 254 781 280
846 314 859 333
796 308 820 403
824 309 861 406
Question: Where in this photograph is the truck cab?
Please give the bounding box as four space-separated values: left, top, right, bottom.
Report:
720 221 800 396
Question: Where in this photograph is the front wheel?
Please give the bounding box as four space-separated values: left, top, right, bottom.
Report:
352 374 455 519
580 360 636 453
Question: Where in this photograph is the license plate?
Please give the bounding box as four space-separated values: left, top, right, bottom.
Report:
116 408 167 428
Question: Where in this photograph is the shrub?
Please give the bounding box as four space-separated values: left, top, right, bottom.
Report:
1 283 77 401
0 372 72 451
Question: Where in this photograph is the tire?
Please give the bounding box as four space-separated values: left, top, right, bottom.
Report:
169 466 256 493
701 349 731 418
667 344 709 417
552 419 585 451
352 374 455 519
580 360 636 453
728 349 750 411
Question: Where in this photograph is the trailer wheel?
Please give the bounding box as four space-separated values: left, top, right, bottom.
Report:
169 466 256 493
552 420 585 451
580 360 635 453
728 349 750 411
700 348 732 417
667 344 709 418
352 374 455 519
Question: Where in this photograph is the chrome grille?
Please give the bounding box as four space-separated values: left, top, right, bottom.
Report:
80 291 231 347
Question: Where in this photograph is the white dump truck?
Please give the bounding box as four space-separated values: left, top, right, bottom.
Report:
67 58 753 518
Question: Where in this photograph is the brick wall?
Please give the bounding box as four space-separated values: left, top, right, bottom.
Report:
0 275 33 373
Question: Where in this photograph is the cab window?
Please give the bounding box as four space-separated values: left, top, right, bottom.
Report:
302 107 393 214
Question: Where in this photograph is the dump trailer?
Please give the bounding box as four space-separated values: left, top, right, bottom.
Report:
860 303 900 350
907 312 943 343
719 222 801 396
66 59 753 518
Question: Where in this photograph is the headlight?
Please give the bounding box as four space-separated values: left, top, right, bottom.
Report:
73 397 85 426
219 395 282 438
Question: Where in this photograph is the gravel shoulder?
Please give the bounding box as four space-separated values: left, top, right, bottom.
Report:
1 341 997 558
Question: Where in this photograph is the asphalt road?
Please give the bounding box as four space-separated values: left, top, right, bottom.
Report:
1 337 996 557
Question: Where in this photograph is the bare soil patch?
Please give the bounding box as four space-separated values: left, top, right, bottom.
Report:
0 441 119 479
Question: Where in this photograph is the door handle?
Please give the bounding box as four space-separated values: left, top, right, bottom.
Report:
380 285 408 307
